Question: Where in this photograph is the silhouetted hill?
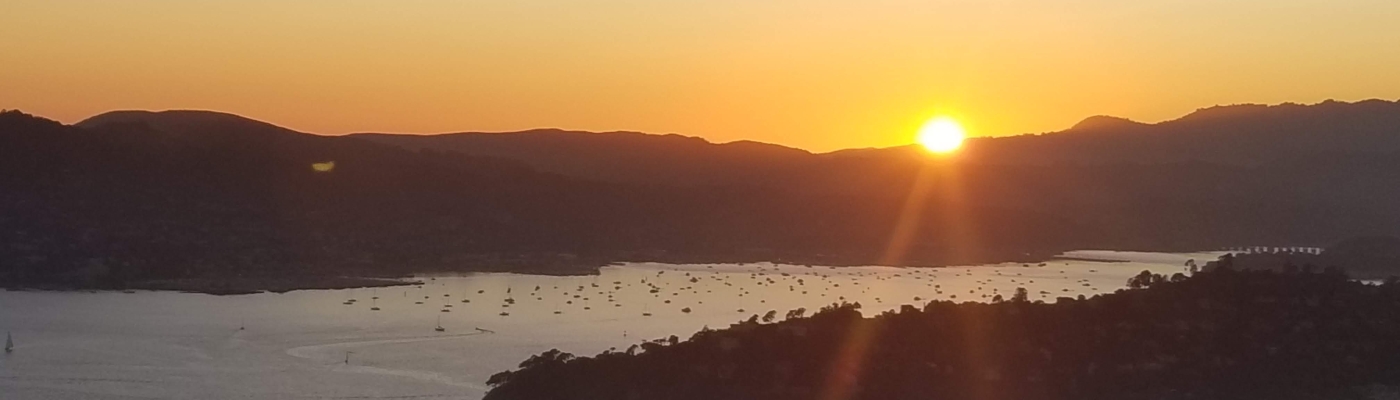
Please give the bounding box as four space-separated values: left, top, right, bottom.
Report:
5 110 655 290
5 100 1400 292
78 109 300 138
96 101 1400 192
1066 115 1149 132
0 110 1066 291
353 129 813 187
958 99 1400 166
483 267 1400 400
1320 236 1400 278
352 100 1400 187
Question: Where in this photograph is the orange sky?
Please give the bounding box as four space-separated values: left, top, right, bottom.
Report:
3 1 1399 152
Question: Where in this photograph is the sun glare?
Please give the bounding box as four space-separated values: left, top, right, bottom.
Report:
916 117 966 153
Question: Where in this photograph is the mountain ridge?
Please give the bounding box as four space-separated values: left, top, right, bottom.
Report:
6 99 1400 292
74 97 1400 144
1068 115 1148 132
77 98 1400 187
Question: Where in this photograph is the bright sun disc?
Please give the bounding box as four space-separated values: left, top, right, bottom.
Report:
917 117 966 153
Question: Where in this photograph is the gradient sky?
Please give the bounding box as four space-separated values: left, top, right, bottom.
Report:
3 1 1399 152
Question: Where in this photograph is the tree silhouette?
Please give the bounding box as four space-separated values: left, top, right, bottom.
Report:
1128 270 1154 289
1012 287 1029 302
785 307 807 320
485 269 1400 400
518 349 574 369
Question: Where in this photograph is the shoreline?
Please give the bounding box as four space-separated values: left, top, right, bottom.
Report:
2 276 421 296
1048 256 1133 263
0 248 1195 295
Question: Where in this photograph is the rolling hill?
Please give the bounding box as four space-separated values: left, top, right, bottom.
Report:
3 99 1400 291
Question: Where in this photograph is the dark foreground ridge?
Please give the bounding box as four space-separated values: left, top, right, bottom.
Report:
485 259 1400 400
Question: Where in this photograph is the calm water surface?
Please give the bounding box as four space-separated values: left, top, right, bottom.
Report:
0 250 1217 399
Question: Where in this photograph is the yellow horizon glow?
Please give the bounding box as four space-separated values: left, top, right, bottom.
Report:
3 1 1399 152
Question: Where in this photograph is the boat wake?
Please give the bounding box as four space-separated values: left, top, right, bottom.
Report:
285 332 493 391
285 332 490 360
333 364 489 392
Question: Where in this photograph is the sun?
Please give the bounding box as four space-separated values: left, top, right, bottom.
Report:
916 117 966 153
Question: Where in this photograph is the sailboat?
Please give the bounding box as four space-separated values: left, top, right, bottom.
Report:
5 332 13 353
434 315 446 332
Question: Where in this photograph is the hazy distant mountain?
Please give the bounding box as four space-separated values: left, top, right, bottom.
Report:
4 99 1400 290
956 99 1400 167
5 110 650 287
78 109 299 138
353 129 814 187
0 110 1068 289
1066 115 1150 132
89 100 1400 189
345 100 1400 188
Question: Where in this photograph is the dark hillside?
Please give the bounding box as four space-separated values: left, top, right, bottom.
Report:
6 101 1400 291
484 266 1400 400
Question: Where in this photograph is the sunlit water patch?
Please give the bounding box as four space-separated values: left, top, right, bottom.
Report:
0 251 1217 399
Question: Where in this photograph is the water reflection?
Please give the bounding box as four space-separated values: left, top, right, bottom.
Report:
0 251 1214 400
